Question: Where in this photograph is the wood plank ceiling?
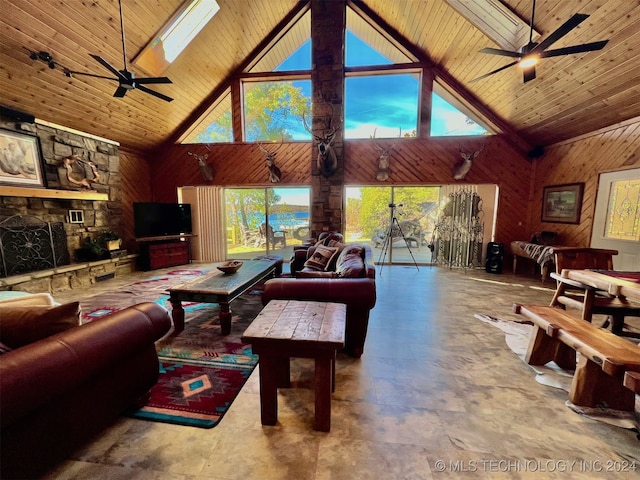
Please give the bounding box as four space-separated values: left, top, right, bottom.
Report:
1 0 639 152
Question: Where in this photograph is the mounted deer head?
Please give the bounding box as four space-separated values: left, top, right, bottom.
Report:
303 112 340 178
372 128 400 182
188 146 214 182
452 144 485 180
257 142 282 183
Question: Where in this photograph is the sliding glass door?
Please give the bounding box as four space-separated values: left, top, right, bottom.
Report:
345 186 441 265
225 187 310 260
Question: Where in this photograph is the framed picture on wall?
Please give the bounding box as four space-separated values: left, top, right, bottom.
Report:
542 183 584 224
0 128 47 188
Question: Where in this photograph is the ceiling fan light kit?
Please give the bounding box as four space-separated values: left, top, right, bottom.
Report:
472 0 609 83
519 56 538 68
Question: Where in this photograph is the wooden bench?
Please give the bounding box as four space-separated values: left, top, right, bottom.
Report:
513 304 640 411
241 300 346 432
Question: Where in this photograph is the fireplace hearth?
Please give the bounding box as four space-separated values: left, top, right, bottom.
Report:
0 215 70 278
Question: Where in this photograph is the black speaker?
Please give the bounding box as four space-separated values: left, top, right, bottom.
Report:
0 105 35 124
485 242 504 274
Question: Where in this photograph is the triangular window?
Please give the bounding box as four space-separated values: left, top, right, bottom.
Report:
249 10 311 73
181 88 232 144
431 80 491 136
345 7 415 67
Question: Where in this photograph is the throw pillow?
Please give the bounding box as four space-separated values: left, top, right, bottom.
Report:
336 246 365 277
530 231 558 245
325 240 347 271
304 245 339 271
0 301 81 349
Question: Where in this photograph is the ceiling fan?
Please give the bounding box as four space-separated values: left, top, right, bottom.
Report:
471 0 609 83
64 0 173 102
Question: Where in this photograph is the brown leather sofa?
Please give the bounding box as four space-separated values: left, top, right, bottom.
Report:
0 302 172 479
290 231 344 276
263 242 376 358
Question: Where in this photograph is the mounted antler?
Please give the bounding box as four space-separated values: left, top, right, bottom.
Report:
303 112 341 178
62 155 101 189
452 143 485 180
372 128 399 182
188 146 214 182
257 142 282 183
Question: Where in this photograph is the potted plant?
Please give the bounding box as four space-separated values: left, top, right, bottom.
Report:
76 236 107 261
99 231 122 251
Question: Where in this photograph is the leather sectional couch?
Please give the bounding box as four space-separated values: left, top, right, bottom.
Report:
263 240 376 358
0 300 172 479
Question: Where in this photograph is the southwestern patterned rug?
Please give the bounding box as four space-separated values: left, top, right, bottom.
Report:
79 268 263 428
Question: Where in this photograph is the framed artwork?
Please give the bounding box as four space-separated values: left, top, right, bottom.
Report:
0 128 47 188
542 183 584 224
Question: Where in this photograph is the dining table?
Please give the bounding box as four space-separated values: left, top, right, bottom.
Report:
563 269 640 301
551 269 640 336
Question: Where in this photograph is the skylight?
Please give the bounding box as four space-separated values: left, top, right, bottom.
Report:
133 0 220 76
444 0 540 51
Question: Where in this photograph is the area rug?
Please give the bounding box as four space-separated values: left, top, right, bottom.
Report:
79 268 264 428
474 313 640 432
79 267 214 322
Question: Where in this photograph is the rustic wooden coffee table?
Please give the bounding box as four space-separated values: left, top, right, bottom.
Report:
168 259 276 334
241 300 346 432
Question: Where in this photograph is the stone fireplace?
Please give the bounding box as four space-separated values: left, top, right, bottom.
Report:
0 117 134 293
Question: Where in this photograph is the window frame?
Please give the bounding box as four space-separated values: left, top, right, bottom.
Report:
239 74 312 143
344 65 422 139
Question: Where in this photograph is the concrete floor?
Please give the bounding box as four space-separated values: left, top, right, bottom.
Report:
45 264 640 479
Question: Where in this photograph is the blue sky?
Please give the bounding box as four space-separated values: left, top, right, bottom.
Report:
274 187 309 206
276 32 487 139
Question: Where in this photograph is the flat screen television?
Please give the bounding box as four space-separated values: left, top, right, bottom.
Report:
133 202 193 239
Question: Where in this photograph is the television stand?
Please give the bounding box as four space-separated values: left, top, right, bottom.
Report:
136 235 193 270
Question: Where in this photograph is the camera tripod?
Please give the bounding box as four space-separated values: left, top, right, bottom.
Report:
377 204 419 274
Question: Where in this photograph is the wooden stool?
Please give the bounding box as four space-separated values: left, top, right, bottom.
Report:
241 300 346 431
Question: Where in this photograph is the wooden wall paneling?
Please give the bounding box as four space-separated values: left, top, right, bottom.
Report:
116 148 153 251
152 133 537 255
344 141 377 183
273 143 313 184
151 142 313 202
529 119 640 247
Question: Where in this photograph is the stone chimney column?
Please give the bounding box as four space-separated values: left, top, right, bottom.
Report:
310 0 345 236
